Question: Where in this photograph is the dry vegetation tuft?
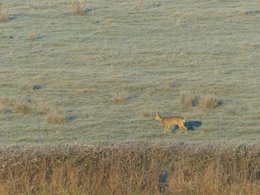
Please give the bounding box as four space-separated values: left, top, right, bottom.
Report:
0 95 65 124
28 3 38 11
0 96 9 107
112 93 129 104
69 1 87 16
0 5 7 22
0 143 259 195
0 96 31 114
28 32 40 41
46 111 66 124
133 0 143 11
179 94 222 111
180 93 194 108
1 97 25 114
199 95 222 110
75 87 97 94
14 98 31 113
141 111 151 118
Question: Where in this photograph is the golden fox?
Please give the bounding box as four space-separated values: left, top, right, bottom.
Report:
154 112 188 133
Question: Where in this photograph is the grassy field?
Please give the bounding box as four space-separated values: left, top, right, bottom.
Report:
0 0 260 145
0 1 260 194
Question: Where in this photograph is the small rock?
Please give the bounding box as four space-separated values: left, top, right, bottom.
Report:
65 115 76 122
32 84 43 90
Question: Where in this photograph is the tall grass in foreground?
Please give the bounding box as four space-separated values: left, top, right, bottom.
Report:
0 142 259 195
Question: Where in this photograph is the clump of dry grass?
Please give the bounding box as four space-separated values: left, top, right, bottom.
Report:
28 3 38 11
75 87 97 94
14 98 31 113
112 96 128 104
133 0 143 11
0 142 258 195
141 111 151 118
69 1 87 16
180 93 194 108
179 93 222 111
104 16 113 25
0 96 31 114
0 96 66 124
112 93 129 104
0 5 7 22
1 96 50 115
0 96 8 112
28 32 40 41
46 111 66 124
199 95 222 110
0 96 9 107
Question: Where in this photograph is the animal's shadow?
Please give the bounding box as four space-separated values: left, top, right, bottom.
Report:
172 120 202 132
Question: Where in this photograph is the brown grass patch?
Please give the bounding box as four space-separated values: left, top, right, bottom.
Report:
28 32 40 41
133 1 143 11
0 104 3 112
0 96 31 114
1 96 52 115
141 111 151 118
14 98 31 113
105 16 113 25
199 95 222 110
0 142 258 195
76 88 97 94
69 1 87 16
0 96 65 124
0 6 7 22
149 87 172 94
0 96 10 107
28 3 38 11
179 94 222 111
112 93 129 104
0 15 6 22
180 93 194 108
46 111 66 124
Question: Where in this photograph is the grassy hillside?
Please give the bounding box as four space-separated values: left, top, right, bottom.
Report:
0 0 260 144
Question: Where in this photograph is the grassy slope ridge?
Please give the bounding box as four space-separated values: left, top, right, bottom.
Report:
0 142 259 194
0 0 260 144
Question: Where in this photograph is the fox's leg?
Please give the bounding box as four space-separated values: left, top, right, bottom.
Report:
164 127 167 134
180 124 188 133
164 126 170 133
167 125 172 133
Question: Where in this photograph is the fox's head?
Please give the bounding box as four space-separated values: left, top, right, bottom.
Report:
154 112 162 121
